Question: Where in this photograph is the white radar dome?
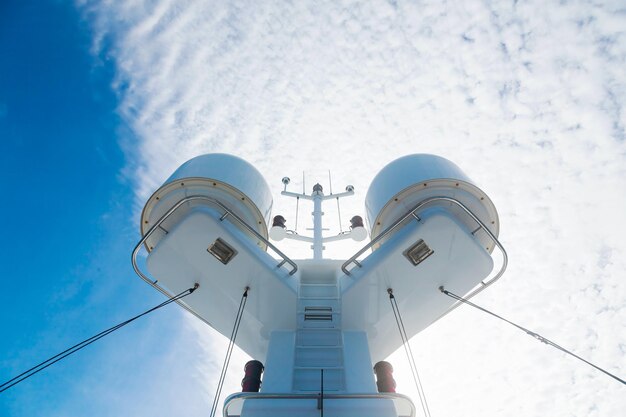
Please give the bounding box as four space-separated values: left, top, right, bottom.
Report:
140 153 273 251
365 154 499 252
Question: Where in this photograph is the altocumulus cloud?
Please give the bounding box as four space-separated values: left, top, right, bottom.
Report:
78 0 626 415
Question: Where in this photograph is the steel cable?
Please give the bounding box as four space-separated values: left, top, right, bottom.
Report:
388 289 432 417
209 287 249 417
0 284 198 394
440 286 626 386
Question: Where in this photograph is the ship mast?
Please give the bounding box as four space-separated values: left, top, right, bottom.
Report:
133 153 505 417
276 179 360 259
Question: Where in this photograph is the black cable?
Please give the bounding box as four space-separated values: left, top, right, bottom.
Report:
0 284 199 394
439 286 626 386
388 289 432 417
209 287 249 417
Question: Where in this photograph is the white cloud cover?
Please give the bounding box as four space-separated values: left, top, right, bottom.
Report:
79 0 626 415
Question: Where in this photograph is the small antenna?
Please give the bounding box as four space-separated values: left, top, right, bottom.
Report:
295 196 300 232
328 170 333 195
337 196 343 233
329 170 342 232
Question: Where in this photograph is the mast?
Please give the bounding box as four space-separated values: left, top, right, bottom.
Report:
275 179 361 259
312 183 323 260
133 153 505 417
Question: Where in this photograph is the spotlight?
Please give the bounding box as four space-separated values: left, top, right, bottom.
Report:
269 215 287 241
349 215 367 241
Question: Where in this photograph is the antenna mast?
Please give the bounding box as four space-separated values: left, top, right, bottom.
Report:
273 179 365 259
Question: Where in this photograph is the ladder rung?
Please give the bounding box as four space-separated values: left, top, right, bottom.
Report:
305 306 332 312
304 313 333 321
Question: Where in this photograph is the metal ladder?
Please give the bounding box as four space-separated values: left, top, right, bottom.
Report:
293 272 345 392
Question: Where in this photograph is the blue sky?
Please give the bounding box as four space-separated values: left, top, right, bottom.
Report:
0 2 204 415
2 0 626 416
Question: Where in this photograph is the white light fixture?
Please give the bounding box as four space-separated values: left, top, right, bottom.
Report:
269 215 287 241
207 238 238 264
349 215 368 241
403 239 433 266
350 227 368 241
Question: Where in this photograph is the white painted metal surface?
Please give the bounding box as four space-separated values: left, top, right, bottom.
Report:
312 190 324 259
341 211 494 361
365 154 499 251
279 185 355 258
146 206 297 360
141 153 273 251
236 259 401 417
134 153 506 417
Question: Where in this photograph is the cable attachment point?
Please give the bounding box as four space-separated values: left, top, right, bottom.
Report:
190 283 200 293
243 286 250 297
528 331 548 344
387 288 394 299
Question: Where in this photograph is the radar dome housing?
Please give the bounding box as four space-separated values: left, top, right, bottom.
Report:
364 154 499 251
140 153 273 251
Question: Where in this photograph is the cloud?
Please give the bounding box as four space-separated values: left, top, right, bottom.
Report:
78 0 626 415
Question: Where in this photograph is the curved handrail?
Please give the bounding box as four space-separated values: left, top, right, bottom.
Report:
132 195 298 288
341 196 508 309
222 392 416 417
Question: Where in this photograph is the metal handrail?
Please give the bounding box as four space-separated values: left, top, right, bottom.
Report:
130 196 298 334
341 196 508 309
222 392 416 417
132 195 298 288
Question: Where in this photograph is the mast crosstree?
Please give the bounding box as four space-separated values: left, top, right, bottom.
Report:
272 177 363 259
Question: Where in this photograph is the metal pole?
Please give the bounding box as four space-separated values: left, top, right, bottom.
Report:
312 187 324 259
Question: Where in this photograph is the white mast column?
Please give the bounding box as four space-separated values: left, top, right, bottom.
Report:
280 181 354 259
312 184 324 260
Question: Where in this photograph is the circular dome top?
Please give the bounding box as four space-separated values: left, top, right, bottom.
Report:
140 153 273 251
365 154 499 251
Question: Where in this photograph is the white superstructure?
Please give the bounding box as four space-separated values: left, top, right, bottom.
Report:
132 153 506 417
